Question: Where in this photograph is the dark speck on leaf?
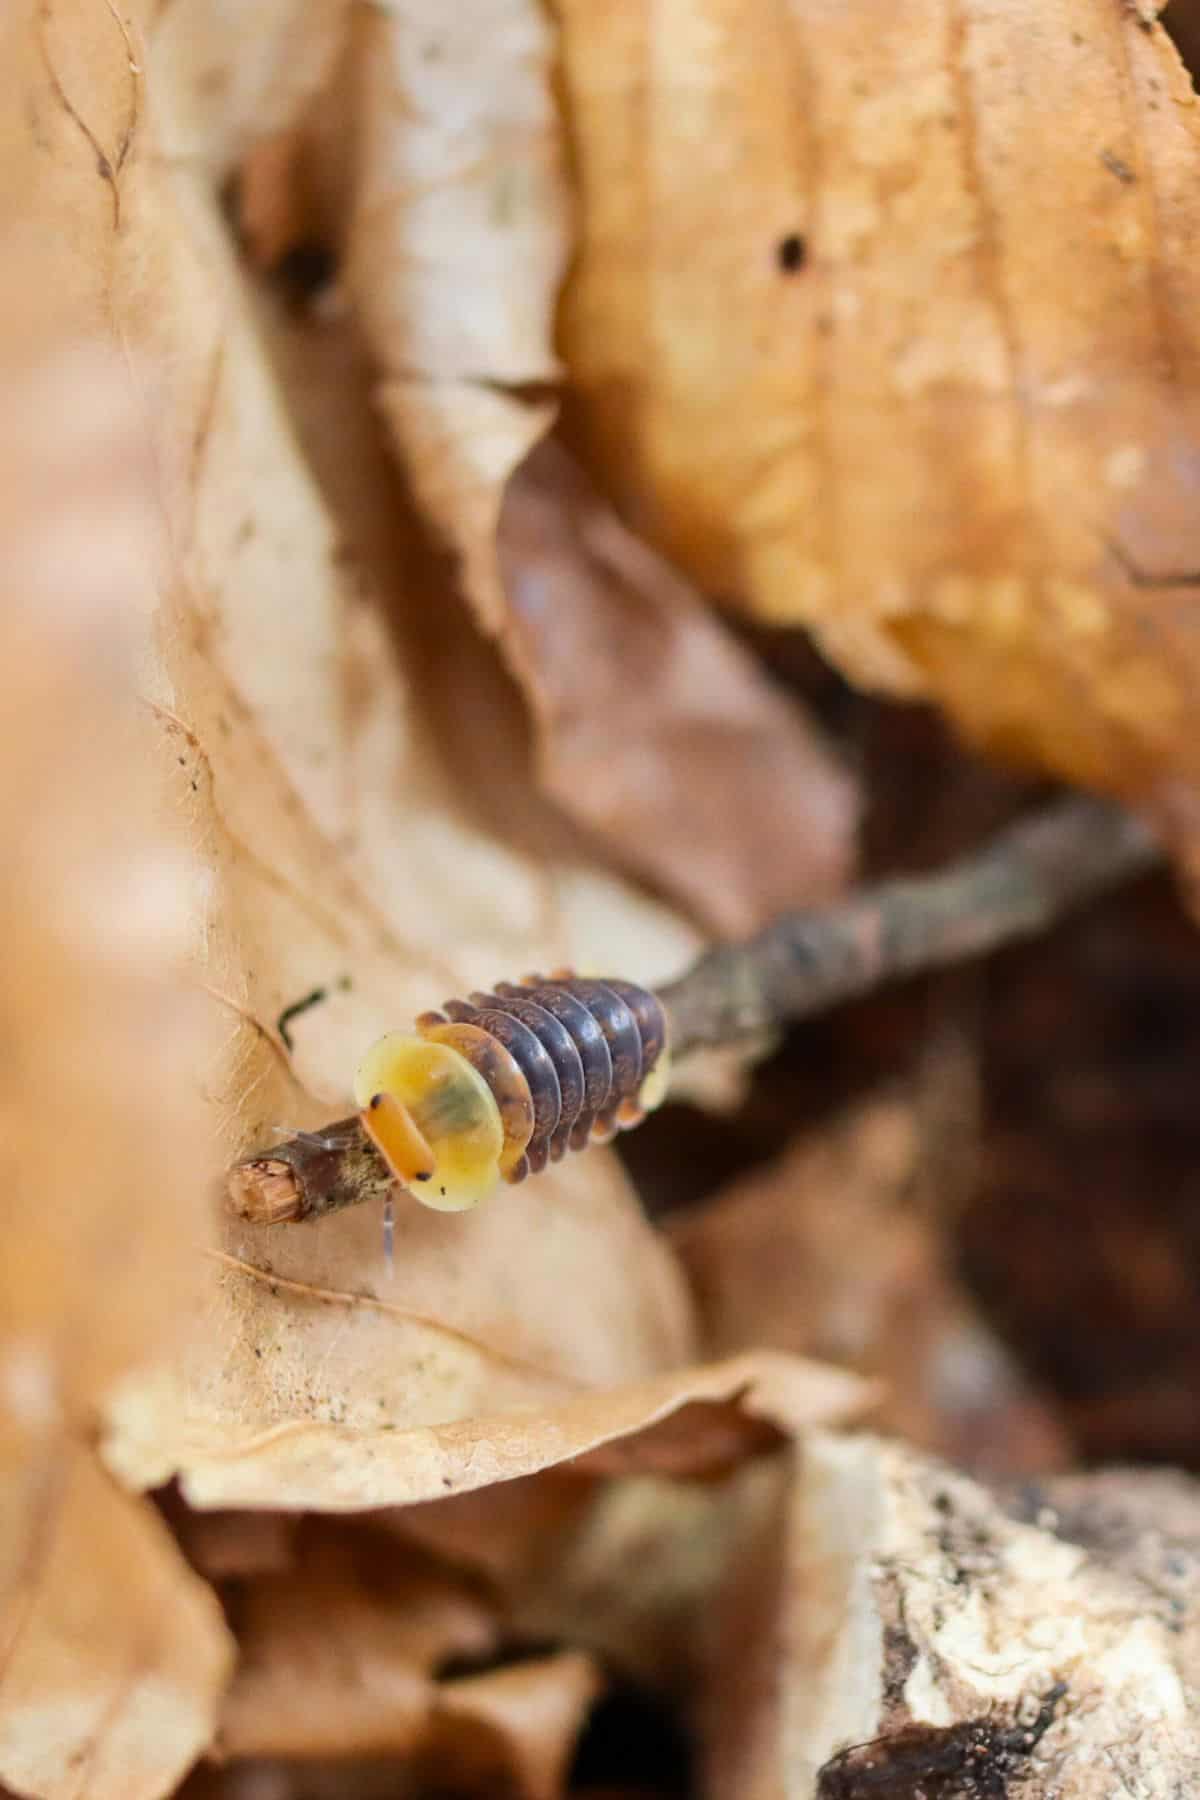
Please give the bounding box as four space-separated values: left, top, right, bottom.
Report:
275 241 337 304
1100 148 1135 184
777 232 807 273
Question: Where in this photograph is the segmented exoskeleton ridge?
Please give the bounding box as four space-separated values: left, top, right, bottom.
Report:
420 974 666 1182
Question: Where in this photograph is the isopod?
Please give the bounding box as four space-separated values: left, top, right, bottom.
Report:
353 973 670 1212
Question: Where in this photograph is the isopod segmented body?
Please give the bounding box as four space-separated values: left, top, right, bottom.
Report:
353 974 670 1212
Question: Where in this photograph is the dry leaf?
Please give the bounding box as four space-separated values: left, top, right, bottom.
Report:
111 1344 873 1513
148 0 354 181
175 1510 300 1584
1 0 869 1556
215 1522 602 1792
0 1452 231 1800
343 0 568 631
0 323 232 1792
487 1465 786 1696
705 1433 1200 1797
421 1654 602 1800
671 1090 1070 1475
497 441 858 935
237 18 856 940
217 1532 497 1760
1 0 744 1533
385 1458 790 1696
558 0 1200 849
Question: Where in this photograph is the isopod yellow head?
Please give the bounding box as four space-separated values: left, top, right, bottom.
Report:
354 1032 506 1212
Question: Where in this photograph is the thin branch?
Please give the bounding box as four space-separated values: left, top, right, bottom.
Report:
227 1116 392 1225
661 794 1159 1055
227 795 1160 1225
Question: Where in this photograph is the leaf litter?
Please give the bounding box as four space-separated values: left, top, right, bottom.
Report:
7 0 1200 1793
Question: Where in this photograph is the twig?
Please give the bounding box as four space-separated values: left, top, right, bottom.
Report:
661 794 1159 1054
227 795 1160 1225
227 1116 392 1225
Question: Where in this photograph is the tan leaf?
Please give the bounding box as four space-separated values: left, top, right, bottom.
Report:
670 1089 1070 1474
343 0 569 632
10 0 803 1539
465 1464 787 1695
217 1532 497 1760
147 0 354 180
111 1344 873 1513
384 1459 791 1696
558 0 1200 840
0 309 232 1791
0 1451 232 1800
422 1653 603 1800
215 1525 601 1792
243 14 856 939
497 441 858 935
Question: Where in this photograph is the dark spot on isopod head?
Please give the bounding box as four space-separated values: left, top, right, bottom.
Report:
776 232 807 273
369 1092 384 1110
414 1171 432 1182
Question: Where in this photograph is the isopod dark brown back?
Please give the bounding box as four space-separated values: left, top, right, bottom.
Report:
353 973 670 1211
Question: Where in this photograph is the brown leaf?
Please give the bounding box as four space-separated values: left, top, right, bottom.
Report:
384 1459 793 1696
670 1087 1070 1476
325 9 857 936
112 1344 873 1513
558 0 1200 845
148 0 354 181
216 1524 601 1793
217 1533 497 1760
10 0 864 1543
472 1464 786 1695
0 1451 232 1800
343 0 568 632
497 441 858 935
423 1654 603 1800
0 321 232 1791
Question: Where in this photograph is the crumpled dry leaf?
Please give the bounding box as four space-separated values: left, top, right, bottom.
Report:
670 1087 1070 1475
344 0 567 634
705 1433 1200 1797
148 0 353 181
0 1451 231 1800
5 0 868 1554
217 1531 497 1759
497 440 857 935
384 1457 789 1696
0 323 232 1792
212 1516 603 1792
480 1465 787 1697
251 9 856 936
111 1340 872 1513
418 1653 603 1800
558 0 1200 852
